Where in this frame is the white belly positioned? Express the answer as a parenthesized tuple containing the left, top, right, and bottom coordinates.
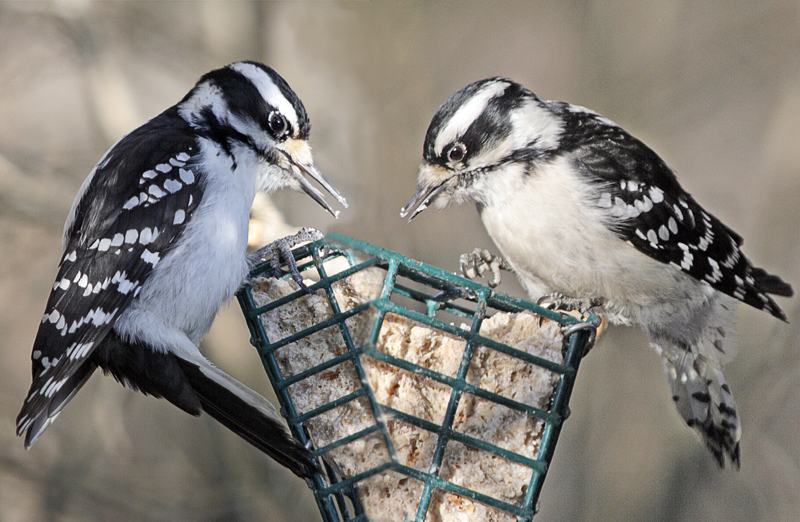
(475, 157, 708, 325)
(116, 142, 257, 350)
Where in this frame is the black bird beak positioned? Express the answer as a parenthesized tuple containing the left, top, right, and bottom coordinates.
(400, 182, 449, 222)
(280, 140, 348, 218)
(400, 163, 455, 221)
(291, 161, 348, 218)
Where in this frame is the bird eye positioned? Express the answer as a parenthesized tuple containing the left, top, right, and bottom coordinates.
(268, 111, 288, 137)
(447, 143, 466, 164)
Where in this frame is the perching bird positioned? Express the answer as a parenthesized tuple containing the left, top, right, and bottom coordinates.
(402, 77, 793, 468)
(17, 61, 348, 478)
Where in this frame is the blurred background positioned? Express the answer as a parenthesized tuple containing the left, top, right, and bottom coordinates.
(1, 1, 798, 521)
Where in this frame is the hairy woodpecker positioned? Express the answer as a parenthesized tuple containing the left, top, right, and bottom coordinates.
(17, 61, 348, 478)
(402, 77, 793, 468)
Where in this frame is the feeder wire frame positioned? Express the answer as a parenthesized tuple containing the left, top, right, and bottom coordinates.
(236, 233, 597, 522)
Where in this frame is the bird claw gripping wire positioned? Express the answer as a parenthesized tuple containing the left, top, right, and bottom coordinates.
(247, 227, 325, 293)
(537, 293, 605, 315)
(561, 320, 599, 358)
(459, 248, 511, 288)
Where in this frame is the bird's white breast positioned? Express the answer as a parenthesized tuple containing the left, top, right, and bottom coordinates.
(476, 156, 707, 324)
(117, 140, 258, 349)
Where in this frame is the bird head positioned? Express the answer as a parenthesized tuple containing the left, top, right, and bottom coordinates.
(402, 78, 562, 220)
(179, 61, 347, 217)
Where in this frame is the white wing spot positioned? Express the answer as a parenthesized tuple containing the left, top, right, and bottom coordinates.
(117, 276, 138, 295)
(155, 163, 171, 173)
(179, 168, 195, 184)
(163, 179, 182, 193)
(123, 196, 139, 210)
(648, 186, 664, 203)
(141, 249, 160, 266)
(658, 225, 669, 241)
(65, 251, 77, 262)
(681, 251, 693, 270)
(176, 152, 190, 162)
(173, 209, 186, 225)
(111, 233, 124, 247)
(32, 350, 41, 360)
(98, 238, 112, 252)
(646, 229, 658, 244)
(89, 239, 100, 249)
(43, 309, 59, 324)
(148, 185, 166, 198)
(143, 169, 158, 179)
(125, 229, 138, 244)
(169, 157, 185, 167)
(668, 217, 678, 234)
(139, 228, 153, 245)
(75, 341, 95, 358)
(78, 274, 89, 288)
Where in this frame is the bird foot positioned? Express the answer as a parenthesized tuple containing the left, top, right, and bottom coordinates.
(459, 248, 511, 288)
(246, 227, 324, 293)
(537, 293, 604, 315)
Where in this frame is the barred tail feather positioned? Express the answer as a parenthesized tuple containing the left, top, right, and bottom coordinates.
(17, 361, 98, 449)
(657, 345, 741, 468)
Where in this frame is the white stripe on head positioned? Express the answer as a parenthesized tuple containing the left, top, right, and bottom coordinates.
(509, 98, 563, 151)
(178, 81, 226, 125)
(433, 80, 511, 156)
(564, 102, 619, 128)
(229, 62, 300, 134)
(461, 97, 563, 171)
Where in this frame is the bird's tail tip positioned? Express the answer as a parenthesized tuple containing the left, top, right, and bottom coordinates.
(175, 356, 320, 479)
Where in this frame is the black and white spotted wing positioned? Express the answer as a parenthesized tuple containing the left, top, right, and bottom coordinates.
(553, 103, 793, 320)
(17, 107, 203, 442)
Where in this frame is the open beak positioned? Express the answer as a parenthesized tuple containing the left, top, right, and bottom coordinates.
(400, 182, 449, 221)
(292, 161, 348, 218)
(400, 163, 455, 222)
(280, 141, 348, 218)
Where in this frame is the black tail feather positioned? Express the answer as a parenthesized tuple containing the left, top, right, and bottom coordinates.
(752, 267, 793, 297)
(95, 332, 318, 478)
(95, 332, 202, 416)
(175, 358, 319, 479)
(17, 360, 98, 449)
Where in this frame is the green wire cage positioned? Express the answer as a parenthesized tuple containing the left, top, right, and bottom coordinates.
(237, 234, 597, 522)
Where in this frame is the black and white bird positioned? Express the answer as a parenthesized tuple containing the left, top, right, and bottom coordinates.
(17, 61, 347, 478)
(402, 77, 793, 468)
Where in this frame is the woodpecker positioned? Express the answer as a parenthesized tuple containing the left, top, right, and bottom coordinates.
(402, 77, 793, 468)
(17, 61, 348, 478)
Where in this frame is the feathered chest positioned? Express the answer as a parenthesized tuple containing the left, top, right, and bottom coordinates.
(476, 157, 680, 309)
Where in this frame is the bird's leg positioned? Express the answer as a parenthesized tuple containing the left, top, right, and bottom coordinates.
(246, 227, 324, 293)
(459, 248, 511, 288)
(537, 293, 605, 314)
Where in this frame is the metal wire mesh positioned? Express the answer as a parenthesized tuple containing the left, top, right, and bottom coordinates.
(237, 233, 597, 522)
